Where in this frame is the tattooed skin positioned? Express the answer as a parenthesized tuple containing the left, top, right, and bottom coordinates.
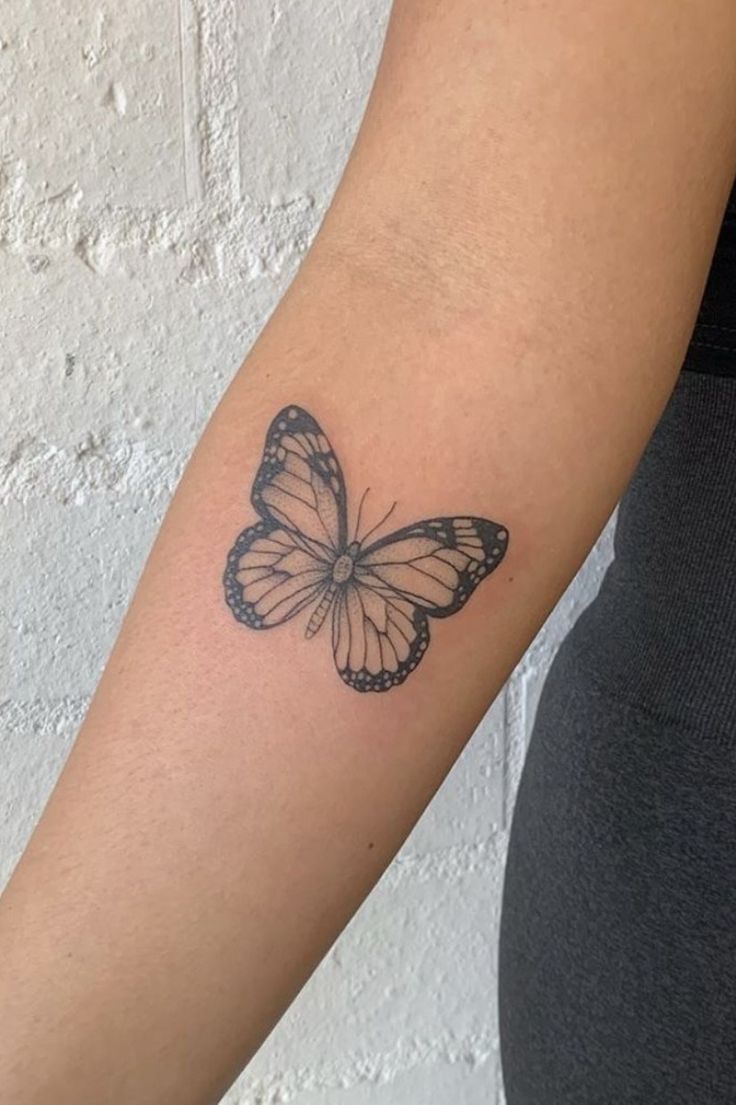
(223, 406, 509, 692)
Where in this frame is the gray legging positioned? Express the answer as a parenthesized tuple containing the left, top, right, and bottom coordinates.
(498, 365, 736, 1103)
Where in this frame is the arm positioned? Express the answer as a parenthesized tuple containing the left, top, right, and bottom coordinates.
(2, 2, 736, 1103)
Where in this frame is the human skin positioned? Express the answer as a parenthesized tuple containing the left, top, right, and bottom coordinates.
(1, 2, 736, 1103)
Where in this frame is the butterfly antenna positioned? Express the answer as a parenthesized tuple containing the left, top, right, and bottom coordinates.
(352, 486, 371, 543)
(359, 500, 397, 546)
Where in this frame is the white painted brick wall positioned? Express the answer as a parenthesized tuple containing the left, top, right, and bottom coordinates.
(0, 4, 614, 1101)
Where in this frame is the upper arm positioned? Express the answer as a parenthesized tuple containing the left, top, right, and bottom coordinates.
(325, 0, 736, 322)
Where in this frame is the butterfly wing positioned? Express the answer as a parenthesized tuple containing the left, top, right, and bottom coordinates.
(332, 584, 430, 692)
(359, 517, 509, 617)
(251, 405, 348, 553)
(332, 517, 508, 691)
(224, 520, 332, 629)
(224, 405, 347, 631)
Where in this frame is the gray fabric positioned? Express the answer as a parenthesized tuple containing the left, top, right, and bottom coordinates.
(498, 370, 736, 1104)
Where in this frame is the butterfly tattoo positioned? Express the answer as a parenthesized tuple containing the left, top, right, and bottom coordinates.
(223, 406, 509, 692)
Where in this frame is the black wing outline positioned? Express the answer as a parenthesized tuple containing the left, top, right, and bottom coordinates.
(331, 516, 509, 691)
(331, 584, 431, 692)
(251, 405, 348, 554)
(358, 516, 508, 616)
(224, 519, 332, 630)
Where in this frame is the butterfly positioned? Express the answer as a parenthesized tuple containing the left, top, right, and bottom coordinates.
(223, 405, 509, 692)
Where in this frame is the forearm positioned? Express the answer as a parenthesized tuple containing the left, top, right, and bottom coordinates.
(2, 2, 736, 1103)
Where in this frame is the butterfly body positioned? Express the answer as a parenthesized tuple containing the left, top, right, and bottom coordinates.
(331, 547, 359, 584)
(305, 580, 338, 638)
(224, 406, 509, 692)
(304, 544, 360, 638)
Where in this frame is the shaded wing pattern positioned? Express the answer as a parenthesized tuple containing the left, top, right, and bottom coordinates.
(251, 405, 347, 552)
(332, 583, 431, 693)
(224, 520, 332, 629)
(332, 517, 508, 691)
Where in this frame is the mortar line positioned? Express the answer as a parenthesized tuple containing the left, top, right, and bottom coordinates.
(177, 0, 203, 205)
